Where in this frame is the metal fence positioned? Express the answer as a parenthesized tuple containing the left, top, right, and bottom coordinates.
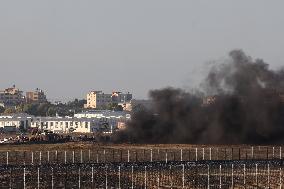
(0, 146, 283, 188)
(0, 160, 283, 188)
(0, 146, 283, 165)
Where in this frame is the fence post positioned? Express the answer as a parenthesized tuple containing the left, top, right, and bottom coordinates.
(104, 149, 106, 163)
(268, 164, 270, 188)
(105, 166, 107, 189)
(255, 164, 258, 186)
(31, 151, 34, 165)
(72, 151, 75, 163)
(23, 167, 26, 189)
(182, 164, 185, 188)
(55, 150, 58, 164)
(243, 164, 246, 186)
(166, 150, 168, 163)
(131, 166, 134, 189)
(91, 166, 94, 187)
(78, 167, 81, 189)
(51, 167, 54, 189)
(64, 151, 67, 164)
(37, 167, 40, 189)
(144, 166, 147, 189)
(273, 147, 275, 159)
(207, 164, 210, 189)
(150, 149, 153, 162)
(231, 164, 234, 188)
(280, 167, 282, 189)
(118, 166, 121, 189)
(195, 148, 198, 161)
(219, 165, 222, 189)
(6, 151, 9, 166)
(128, 150, 130, 163)
(180, 149, 183, 162)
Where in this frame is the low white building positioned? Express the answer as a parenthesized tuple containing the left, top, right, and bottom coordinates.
(0, 113, 33, 132)
(74, 110, 130, 130)
(31, 117, 112, 133)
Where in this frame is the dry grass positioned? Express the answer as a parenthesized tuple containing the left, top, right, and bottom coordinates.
(0, 142, 253, 152)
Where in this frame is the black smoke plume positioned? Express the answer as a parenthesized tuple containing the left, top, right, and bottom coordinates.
(114, 50, 284, 144)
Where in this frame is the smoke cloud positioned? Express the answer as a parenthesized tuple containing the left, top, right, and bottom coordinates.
(114, 50, 284, 144)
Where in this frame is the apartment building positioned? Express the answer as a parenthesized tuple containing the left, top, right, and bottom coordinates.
(84, 91, 132, 109)
(26, 88, 47, 104)
(84, 91, 112, 109)
(0, 85, 24, 106)
(111, 91, 132, 103)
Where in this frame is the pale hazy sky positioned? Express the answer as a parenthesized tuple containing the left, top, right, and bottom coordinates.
(0, 1, 284, 101)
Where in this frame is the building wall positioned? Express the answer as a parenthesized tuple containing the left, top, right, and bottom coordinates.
(85, 91, 112, 109)
(85, 91, 132, 109)
(26, 89, 47, 104)
(0, 118, 31, 131)
(31, 117, 108, 133)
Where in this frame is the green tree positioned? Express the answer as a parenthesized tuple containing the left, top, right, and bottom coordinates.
(106, 103, 123, 111)
(47, 107, 56, 117)
(4, 108, 16, 114)
(0, 106, 5, 114)
(37, 103, 51, 116)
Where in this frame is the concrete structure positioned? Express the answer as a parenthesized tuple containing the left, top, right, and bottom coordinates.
(26, 88, 47, 103)
(31, 117, 112, 133)
(84, 91, 112, 109)
(84, 91, 132, 109)
(0, 85, 24, 106)
(111, 91, 132, 103)
(0, 113, 33, 132)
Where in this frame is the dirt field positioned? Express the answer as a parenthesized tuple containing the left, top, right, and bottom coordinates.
(0, 141, 253, 151)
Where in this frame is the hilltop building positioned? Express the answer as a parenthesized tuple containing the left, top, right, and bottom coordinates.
(0, 85, 24, 106)
(26, 88, 47, 104)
